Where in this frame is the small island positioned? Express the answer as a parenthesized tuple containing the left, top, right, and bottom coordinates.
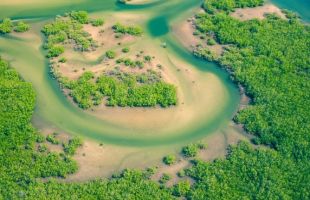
(42, 11, 177, 109)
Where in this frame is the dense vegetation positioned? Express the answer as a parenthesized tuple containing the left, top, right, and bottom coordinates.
(163, 155, 176, 165)
(203, 0, 264, 14)
(186, 0, 310, 199)
(60, 70, 177, 109)
(2, 1, 309, 199)
(42, 11, 98, 57)
(0, 57, 175, 199)
(0, 58, 78, 198)
(0, 18, 30, 34)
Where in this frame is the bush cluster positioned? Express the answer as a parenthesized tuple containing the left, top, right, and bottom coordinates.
(0, 18, 30, 34)
(112, 22, 143, 36)
(42, 11, 100, 57)
(61, 71, 177, 109)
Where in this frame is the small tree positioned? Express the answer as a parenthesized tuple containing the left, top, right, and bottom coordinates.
(0, 18, 13, 34)
(163, 155, 176, 165)
(63, 137, 83, 156)
(122, 47, 130, 53)
(70, 11, 89, 24)
(46, 134, 60, 145)
(159, 173, 171, 184)
(182, 144, 199, 157)
(106, 50, 116, 59)
(47, 45, 65, 58)
(14, 21, 30, 32)
(91, 18, 104, 27)
(144, 55, 152, 62)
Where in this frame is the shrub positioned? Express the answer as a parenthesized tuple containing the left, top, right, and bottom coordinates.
(46, 134, 60, 145)
(47, 45, 65, 58)
(112, 22, 143, 36)
(0, 18, 13, 34)
(63, 137, 83, 156)
(122, 47, 130, 53)
(59, 57, 67, 63)
(159, 173, 171, 184)
(177, 169, 186, 178)
(70, 11, 89, 24)
(207, 38, 216, 45)
(172, 181, 191, 197)
(14, 21, 30, 32)
(91, 18, 104, 26)
(38, 144, 48, 153)
(163, 155, 176, 165)
(106, 50, 116, 59)
(144, 55, 152, 62)
(182, 144, 199, 157)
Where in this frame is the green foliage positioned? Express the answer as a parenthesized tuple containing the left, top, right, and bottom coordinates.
(195, 6, 310, 160)
(177, 169, 186, 178)
(46, 134, 60, 145)
(0, 18, 13, 33)
(116, 57, 144, 68)
(0, 58, 78, 199)
(67, 71, 96, 109)
(172, 180, 191, 197)
(47, 45, 64, 58)
(193, 45, 216, 61)
(69, 11, 89, 24)
(163, 155, 176, 165)
(159, 173, 171, 184)
(38, 144, 48, 153)
(36, 135, 45, 143)
(58, 57, 67, 63)
(203, 0, 264, 14)
(122, 47, 130, 53)
(207, 38, 216, 45)
(62, 71, 177, 109)
(0, 58, 175, 199)
(182, 144, 199, 157)
(112, 22, 143, 36)
(187, 142, 309, 199)
(106, 50, 116, 59)
(63, 137, 82, 156)
(197, 142, 208, 150)
(188, 0, 310, 198)
(14, 21, 30, 32)
(26, 169, 174, 199)
(144, 55, 152, 62)
(0, 19, 30, 34)
(90, 18, 104, 27)
(42, 12, 98, 56)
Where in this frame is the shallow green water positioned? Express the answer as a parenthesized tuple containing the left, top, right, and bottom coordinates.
(270, 0, 310, 22)
(0, 0, 307, 148)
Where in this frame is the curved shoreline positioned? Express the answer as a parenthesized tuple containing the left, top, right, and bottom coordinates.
(0, 0, 241, 148)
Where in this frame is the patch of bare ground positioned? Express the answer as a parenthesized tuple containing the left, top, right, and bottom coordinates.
(151, 159, 193, 187)
(172, 15, 225, 58)
(35, 127, 71, 154)
(150, 122, 250, 186)
(51, 14, 150, 80)
(231, 3, 286, 21)
(34, 119, 250, 182)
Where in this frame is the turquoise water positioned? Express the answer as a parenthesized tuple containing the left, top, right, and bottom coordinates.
(271, 0, 310, 22)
